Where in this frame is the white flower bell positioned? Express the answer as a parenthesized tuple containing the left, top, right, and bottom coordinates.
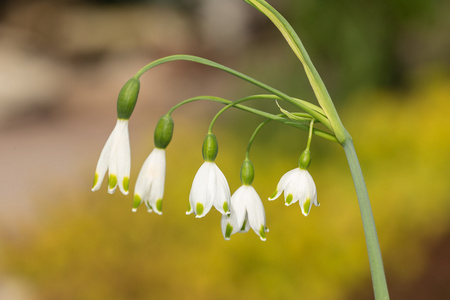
(132, 114, 173, 213)
(133, 148, 166, 214)
(221, 159, 268, 241)
(92, 119, 131, 195)
(187, 161, 231, 218)
(91, 77, 140, 195)
(269, 149, 319, 216)
(187, 133, 231, 218)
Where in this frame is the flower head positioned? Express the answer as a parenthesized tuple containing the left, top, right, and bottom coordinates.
(133, 148, 166, 214)
(187, 162, 231, 218)
(269, 168, 319, 216)
(92, 119, 131, 195)
(221, 185, 268, 241)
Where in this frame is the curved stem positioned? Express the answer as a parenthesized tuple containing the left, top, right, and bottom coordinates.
(208, 95, 294, 133)
(343, 138, 390, 300)
(246, 118, 272, 159)
(167, 95, 337, 142)
(134, 55, 332, 131)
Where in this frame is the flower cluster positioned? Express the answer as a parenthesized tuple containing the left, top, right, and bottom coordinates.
(92, 76, 321, 241)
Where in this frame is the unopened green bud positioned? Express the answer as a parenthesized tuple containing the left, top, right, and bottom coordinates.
(298, 149, 311, 170)
(240, 159, 254, 185)
(202, 133, 218, 162)
(154, 114, 174, 149)
(117, 77, 140, 119)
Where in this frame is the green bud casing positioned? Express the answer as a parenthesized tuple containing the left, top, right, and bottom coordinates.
(117, 78, 140, 119)
(298, 149, 311, 170)
(240, 159, 255, 185)
(154, 115, 174, 149)
(202, 133, 218, 162)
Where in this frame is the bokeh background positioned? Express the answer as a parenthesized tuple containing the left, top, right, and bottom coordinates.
(1, 0, 449, 299)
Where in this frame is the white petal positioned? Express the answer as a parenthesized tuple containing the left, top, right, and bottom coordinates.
(221, 211, 240, 240)
(244, 186, 267, 240)
(134, 148, 166, 213)
(298, 170, 318, 216)
(268, 168, 298, 201)
(114, 120, 131, 194)
(92, 121, 119, 191)
(285, 169, 308, 205)
(107, 120, 130, 195)
(230, 186, 250, 229)
(212, 164, 231, 215)
(189, 162, 215, 218)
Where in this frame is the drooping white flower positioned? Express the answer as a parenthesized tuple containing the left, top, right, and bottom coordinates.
(221, 185, 268, 241)
(269, 168, 319, 216)
(133, 148, 166, 214)
(92, 119, 131, 195)
(187, 162, 231, 218)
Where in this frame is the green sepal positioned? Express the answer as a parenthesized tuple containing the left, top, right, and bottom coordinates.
(117, 77, 140, 119)
(154, 114, 174, 149)
(240, 159, 255, 185)
(202, 133, 218, 162)
(298, 149, 311, 170)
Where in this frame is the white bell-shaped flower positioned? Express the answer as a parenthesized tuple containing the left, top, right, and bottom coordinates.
(92, 119, 131, 195)
(269, 168, 319, 216)
(187, 162, 231, 218)
(221, 185, 268, 241)
(133, 148, 166, 214)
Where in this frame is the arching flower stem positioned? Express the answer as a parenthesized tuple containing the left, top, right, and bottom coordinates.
(134, 55, 331, 130)
(166, 95, 337, 143)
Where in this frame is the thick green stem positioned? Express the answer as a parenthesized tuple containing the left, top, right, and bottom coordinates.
(245, 0, 347, 143)
(343, 137, 390, 300)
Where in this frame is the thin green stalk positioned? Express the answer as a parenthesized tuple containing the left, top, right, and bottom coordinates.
(246, 118, 272, 158)
(343, 138, 390, 300)
(305, 119, 314, 150)
(134, 55, 332, 131)
(166, 95, 337, 142)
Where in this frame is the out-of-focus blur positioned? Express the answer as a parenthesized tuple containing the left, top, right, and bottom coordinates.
(1, 0, 449, 299)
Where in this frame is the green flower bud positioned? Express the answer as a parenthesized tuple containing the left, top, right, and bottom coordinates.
(240, 159, 255, 185)
(202, 133, 218, 162)
(154, 114, 174, 149)
(117, 78, 140, 119)
(298, 149, 311, 170)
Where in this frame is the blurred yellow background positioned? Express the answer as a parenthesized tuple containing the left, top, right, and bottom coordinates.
(0, 0, 449, 299)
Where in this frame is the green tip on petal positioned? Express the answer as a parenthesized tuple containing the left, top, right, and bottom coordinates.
(196, 203, 204, 216)
(259, 225, 267, 241)
(156, 199, 163, 213)
(132, 194, 142, 211)
(92, 173, 99, 189)
(303, 198, 311, 216)
(223, 202, 230, 215)
(123, 177, 129, 193)
(225, 223, 233, 239)
(286, 194, 293, 205)
(108, 174, 118, 190)
(240, 220, 247, 232)
(269, 190, 278, 199)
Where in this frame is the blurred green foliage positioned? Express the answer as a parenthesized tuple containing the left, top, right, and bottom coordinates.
(2, 70, 450, 299)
